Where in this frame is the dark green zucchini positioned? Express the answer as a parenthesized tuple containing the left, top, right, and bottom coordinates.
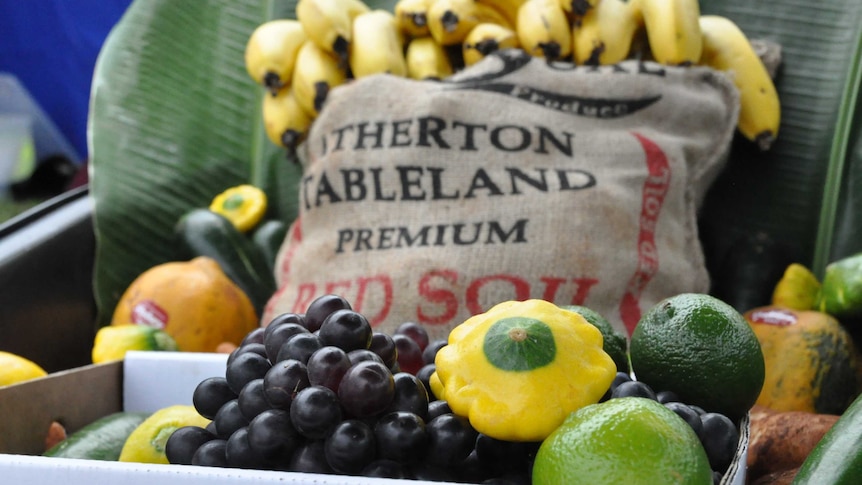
(251, 219, 288, 273)
(174, 208, 276, 316)
(44, 412, 150, 460)
(792, 393, 862, 484)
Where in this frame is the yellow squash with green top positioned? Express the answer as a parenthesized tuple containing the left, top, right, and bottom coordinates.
(431, 299, 617, 442)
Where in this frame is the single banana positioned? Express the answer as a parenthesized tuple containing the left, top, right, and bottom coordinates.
(406, 36, 455, 80)
(262, 86, 313, 150)
(637, 0, 702, 65)
(559, 0, 599, 16)
(244, 20, 308, 94)
(292, 40, 348, 117)
(572, 0, 641, 65)
(349, 10, 409, 79)
(517, 0, 572, 60)
(295, 0, 370, 62)
(477, 0, 528, 27)
(394, 0, 435, 38)
(699, 15, 781, 150)
(427, 0, 513, 46)
(463, 22, 521, 66)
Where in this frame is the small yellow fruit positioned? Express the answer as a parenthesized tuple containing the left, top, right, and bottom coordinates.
(110, 256, 259, 353)
(118, 405, 210, 464)
(0, 351, 47, 387)
(92, 324, 179, 364)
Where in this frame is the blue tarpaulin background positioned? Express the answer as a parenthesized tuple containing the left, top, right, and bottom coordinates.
(0, 1, 132, 163)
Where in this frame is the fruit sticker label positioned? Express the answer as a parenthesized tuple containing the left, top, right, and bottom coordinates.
(131, 300, 169, 329)
(749, 308, 798, 326)
(264, 51, 740, 340)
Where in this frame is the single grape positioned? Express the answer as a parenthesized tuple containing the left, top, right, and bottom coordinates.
(416, 364, 436, 400)
(240, 327, 265, 346)
(347, 348, 385, 366)
(227, 342, 269, 367)
(307, 346, 351, 392)
(225, 426, 270, 470)
(690, 404, 708, 415)
(165, 425, 216, 465)
(664, 401, 704, 436)
(362, 459, 407, 479)
(611, 380, 657, 400)
(374, 411, 428, 464)
(263, 358, 310, 410)
(425, 413, 478, 468)
(263, 322, 310, 362)
(225, 351, 272, 394)
(456, 450, 492, 484)
(192, 376, 237, 420)
(290, 385, 343, 439)
(191, 438, 228, 467)
(656, 389, 681, 404)
(393, 334, 424, 375)
(247, 408, 301, 460)
(601, 371, 633, 401)
(237, 378, 271, 421)
(289, 439, 334, 474)
(338, 360, 396, 418)
(304, 294, 352, 333)
(369, 332, 398, 369)
(475, 434, 536, 474)
(212, 399, 249, 439)
(319, 309, 373, 352)
(275, 332, 324, 364)
(422, 339, 448, 365)
(324, 419, 377, 474)
(395, 321, 430, 351)
(427, 400, 452, 421)
(385, 372, 430, 420)
(698, 412, 739, 473)
(264, 312, 307, 339)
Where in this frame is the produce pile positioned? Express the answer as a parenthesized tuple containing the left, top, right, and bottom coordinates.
(7, 1, 862, 484)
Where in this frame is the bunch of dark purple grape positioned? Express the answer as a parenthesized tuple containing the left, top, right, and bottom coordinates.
(165, 294, 535, 483)
(603, 373, 740, 485)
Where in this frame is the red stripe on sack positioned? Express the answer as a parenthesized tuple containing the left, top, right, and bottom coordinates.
(620, 133, 671, 335)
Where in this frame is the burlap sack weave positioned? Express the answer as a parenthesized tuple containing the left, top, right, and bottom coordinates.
(263, 49, 740, 340)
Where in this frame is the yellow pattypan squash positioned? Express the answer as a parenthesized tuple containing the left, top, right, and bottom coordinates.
(209, 184, 267, 233)
(432, 299, 616, 442)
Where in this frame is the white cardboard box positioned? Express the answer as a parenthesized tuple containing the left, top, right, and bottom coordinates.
(0, 351, 748, 484)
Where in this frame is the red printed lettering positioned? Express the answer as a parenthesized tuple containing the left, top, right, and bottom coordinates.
(355, 275, 394, 325)
(417, 270, 460, 325)
(620, 132, 670, 335)
(293, 283, 318, 314)
(570, 277, 599, 305)
(540, 276, 567, 301)
(466, 274, 530, 315)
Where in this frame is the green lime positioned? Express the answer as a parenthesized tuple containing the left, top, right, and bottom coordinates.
(629, 293, 765, 423)
(563, 304, 629, 373)
(532, 397, 712, 485)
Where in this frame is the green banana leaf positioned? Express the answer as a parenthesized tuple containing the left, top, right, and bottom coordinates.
(697, 0, 862, 311)
(89, 0, 862, 327)
(89, 0, 396, 326)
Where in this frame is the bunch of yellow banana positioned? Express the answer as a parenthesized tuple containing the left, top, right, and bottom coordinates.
(697, 15, 781, 150)
(245, 0, 411, 150)
(245, 0, 781, 152)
